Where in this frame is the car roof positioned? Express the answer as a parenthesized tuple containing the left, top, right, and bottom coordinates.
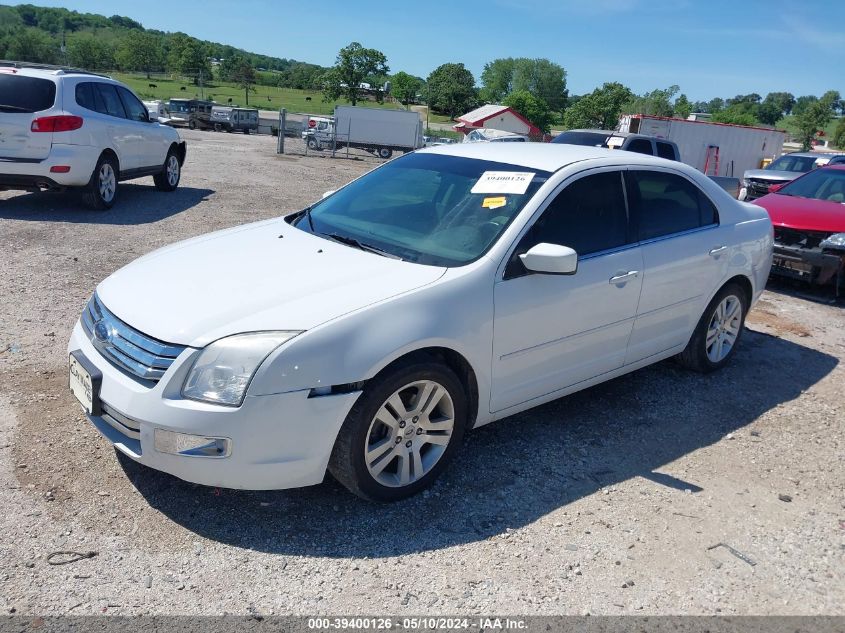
(1, 61, 110, 80)
(784, 151, 845, 158)
(418, 141, 670, 172)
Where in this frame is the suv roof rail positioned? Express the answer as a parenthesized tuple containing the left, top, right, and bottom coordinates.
(0, 60, 110, 78)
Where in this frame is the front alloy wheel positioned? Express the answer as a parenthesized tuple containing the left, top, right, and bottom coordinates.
(329, 360, 467, 501)
(154, 151, 181, 192)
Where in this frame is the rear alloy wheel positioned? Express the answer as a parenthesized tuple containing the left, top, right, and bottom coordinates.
(82, 155, 118, 210)
(677, 282, 748, 372)
(153, 150, 181, 192)
(329, 361, 466, 501)
(306, 137, 320, 151)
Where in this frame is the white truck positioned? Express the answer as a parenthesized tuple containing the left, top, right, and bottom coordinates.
(617, 114, 786, 179)
(302, 106, 423, 159)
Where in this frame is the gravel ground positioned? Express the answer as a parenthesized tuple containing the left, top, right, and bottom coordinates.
(0, 130, 843, 616)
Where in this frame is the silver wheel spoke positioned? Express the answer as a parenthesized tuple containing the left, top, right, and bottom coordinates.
(421, 384, 445, 416)
(421, 433, 450, 446)
(366, 437, 394, 464)
(411, 448, 424, 479)
(706, 328, 719, 347)
(374, 405, 400, 431)
(387, 393, 410, 419)
(397, 452, 411, 485)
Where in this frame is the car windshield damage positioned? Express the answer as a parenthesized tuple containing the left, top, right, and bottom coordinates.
(293, 153, 550, 266)
(779, 169, 845, 203)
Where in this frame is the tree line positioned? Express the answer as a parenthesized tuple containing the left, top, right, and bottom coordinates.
(1, 4, 842, 148)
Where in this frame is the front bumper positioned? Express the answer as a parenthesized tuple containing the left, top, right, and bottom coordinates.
(0, 144, 101, 189)
(68, 322, 361, 490)
(771, 243, 844, 289)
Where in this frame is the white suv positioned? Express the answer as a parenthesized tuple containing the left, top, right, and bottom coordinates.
(0, 62, 186, 210)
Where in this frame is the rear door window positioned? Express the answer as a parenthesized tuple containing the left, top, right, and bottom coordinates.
(656, 142, 677, 160)
(626, 170, 718, 240)
(626, 139, 654, 155)
(117, 86, 148, 122)
(94, 83, 127, 119)
(0, 74, 56, 113)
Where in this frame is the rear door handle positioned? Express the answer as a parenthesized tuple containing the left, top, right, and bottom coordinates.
(709, 246, 728, 257)
(609, 270, 639, 285)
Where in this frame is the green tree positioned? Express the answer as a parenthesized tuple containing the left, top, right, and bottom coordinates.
(321, 42, 389, 106)
(621, 85, 679, 117)
(792, 95, 818, 117)
(426, 63, 477, 119)
(832, 117, 845, 150)
(230, 57, 257, 106)
(115, 32, 163, 78)
(710, 107, 758, 126)
(795, 91, 839, 150)
(7, 27, 57, 63)
(503, 89, 554, 134)
(167, 34, 211, 85)
(562, 82, 634, 130)
(764, 92, 795, 116)
(67, 34, 113, 70)
(674, 93, 692, 119)
(480, 57, 567, 111)
(391, 71, 423, 108)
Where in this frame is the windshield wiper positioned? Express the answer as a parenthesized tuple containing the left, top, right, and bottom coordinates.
(324, 232, 403, 260)
(301, 205, 315, 232)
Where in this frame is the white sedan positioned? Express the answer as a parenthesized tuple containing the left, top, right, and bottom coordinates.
(67, 143, 773, 501)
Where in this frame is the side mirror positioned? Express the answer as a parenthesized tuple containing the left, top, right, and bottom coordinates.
(322, 190, 336, 199)
(768, 183, 785, 193)
(519, 243, 578, 275)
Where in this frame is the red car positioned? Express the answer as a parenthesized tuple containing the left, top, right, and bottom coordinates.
(752, 164, 845, 293)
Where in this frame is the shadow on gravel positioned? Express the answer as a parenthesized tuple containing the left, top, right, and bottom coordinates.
(0, 184, 213, 224)
(120, 328, 838, 557)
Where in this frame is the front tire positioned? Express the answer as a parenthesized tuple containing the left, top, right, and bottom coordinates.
(677, 282, 748, 372)
(81, 154, 118, 210)
(328, 361, 467, 502)
(153, 150, 181, 192)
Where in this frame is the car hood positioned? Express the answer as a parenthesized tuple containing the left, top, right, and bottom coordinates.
(753, 194, 845, 233)
(743, 169, 801, 182)
(96, 218, 447, 347)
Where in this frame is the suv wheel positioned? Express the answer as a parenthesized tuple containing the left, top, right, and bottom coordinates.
(82, 155, 118, 210)
(153, 150, 181, 192)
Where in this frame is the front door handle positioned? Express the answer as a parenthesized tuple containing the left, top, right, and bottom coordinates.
(609, 270, 639, 285)
(709, 246, 728, 257)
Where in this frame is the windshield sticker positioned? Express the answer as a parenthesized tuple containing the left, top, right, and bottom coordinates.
(471, 171, 536, 195)
(606, 136, 624, 148)
(482, 196, 507, 210)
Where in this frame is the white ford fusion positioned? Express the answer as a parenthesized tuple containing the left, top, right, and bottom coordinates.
(68, 143, 773, 501)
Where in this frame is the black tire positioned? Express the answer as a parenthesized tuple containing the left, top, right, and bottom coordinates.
(153, 149, 181, 192)
(677, 282, 748, 372)
(378, 148, 393, 159)
(328, 360, 467, 502)
(81, 153, 118, 211)
(213, 123, 222, 132)
(306, 137, 320, 151)
(188, 120, 196, 130)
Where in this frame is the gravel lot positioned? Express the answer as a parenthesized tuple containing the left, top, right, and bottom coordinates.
(0, 130, 843, 616)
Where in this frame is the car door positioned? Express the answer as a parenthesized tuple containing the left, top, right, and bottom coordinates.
(89, 83, 139, 171)
(116, 86, 161, 169)
(490, 169, 643, 413)
(624, 168, 727, 364)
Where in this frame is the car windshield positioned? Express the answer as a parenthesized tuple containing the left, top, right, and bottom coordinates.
(170, 101, 190, 113)
(552, 131, 617, 147)
(296, 153, 550, 266)
(767, 155, 825, 173)
(779, 169, 845, 203)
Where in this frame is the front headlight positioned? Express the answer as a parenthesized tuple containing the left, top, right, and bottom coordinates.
(182, 331, 301, 407)
(820, 233, 845, 252)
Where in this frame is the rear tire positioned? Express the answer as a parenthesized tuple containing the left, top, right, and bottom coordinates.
(153, 149, 181, 192)
(82, 154, 118, 210)
(677, 282, 748, 372)
(378, 148, 393, 159)
(328, 360, 467, 502)
(188, 120, 196, 130)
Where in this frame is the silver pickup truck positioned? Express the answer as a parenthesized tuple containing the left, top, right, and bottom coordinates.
(552, 129, 741, 197)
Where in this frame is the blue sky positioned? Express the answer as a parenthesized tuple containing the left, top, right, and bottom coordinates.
(23, 0, 845, 100)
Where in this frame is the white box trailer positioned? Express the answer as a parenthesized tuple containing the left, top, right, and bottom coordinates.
(332, 105, 423, 158)
(618, 114, 786, 178)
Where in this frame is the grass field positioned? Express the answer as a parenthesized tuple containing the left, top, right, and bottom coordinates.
(776, 114, 841, 142)
(114, 73, 408, 115)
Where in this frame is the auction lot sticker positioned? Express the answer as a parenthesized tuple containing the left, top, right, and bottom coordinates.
(472, 171, 536, 195)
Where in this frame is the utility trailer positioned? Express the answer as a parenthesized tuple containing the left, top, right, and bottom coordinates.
(303, 106, 423, 159)
(618, 114, 786, 179)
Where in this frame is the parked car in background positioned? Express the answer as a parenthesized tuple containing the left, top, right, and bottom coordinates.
(554, 129, 740, 198)
(741, 152, 845, 201)
(423, 135, 456, 147)
(211, 106, 259, 134)
(302, 106, 423, 158)
(0, 62, 186, 210)
(168, 98, 213, 130)
(752, 164, 845, 293)
(463, 128, 529, 143)
(68, 143, 772, 501)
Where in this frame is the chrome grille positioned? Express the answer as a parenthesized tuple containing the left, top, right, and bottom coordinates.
(81, 294, 186, 382)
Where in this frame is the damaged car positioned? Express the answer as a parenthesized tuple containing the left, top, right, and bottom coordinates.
(753, 164, 845, 294)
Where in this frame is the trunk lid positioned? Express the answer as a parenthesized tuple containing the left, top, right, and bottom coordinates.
(0, 72, 56, 161)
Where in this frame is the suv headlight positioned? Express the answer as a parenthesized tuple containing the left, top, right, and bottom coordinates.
(182, 331, 301, 407)
(820, 233, 845, 252)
